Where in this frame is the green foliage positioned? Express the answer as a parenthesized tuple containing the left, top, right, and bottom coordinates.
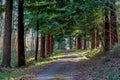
(24, 0, 106, 37)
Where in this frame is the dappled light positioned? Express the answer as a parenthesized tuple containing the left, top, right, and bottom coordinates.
(0, 0, 120, 80)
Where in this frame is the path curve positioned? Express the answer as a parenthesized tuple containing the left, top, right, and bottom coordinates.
(35, 50, 82, 80)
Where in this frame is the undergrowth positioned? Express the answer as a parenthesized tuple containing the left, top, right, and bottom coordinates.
(0, 50, 65, 80)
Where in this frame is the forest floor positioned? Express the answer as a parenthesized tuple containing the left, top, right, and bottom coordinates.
(24, 47, 120, 80)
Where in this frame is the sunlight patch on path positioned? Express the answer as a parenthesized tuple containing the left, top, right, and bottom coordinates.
(35, 74, 73, 80)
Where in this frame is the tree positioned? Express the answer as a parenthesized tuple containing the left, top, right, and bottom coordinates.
(46, 35, 51, 56)
(84, 32, 87, 49)
(104, 15, 110, 51)
(50, 35, 54, 54)
(96, 29, 100, 47)
(18, 0, 26, 67)
(35, 18, 39, 61)
(40, 34, 46, 58)
(91, 30, 95, 49)
(77, 36, 82, 49)
(104, 1, 110, 51)
(1, 0, 13, 67)
(110, 0, 118, 46)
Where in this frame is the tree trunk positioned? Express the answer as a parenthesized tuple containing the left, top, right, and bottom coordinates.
(77, 36, 82, 49)
(50, 35, 54, 54)
(84, 32, 87, 49)
(104, 15, 110, 51)
(96, 29, 100, 47)
(46, 35, 51, 56)
(40, 34, 46, 58)
(18, 0, 26, 67)
(110, 2, 118, 46)
(91, 30, 95, 49)
(35, 19, 39, 61)
(1, 0, 13, 67)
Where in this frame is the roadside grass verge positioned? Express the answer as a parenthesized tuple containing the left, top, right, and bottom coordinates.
(75, 47, 103, 59)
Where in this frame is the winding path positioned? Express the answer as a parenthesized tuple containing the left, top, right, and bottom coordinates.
(35, 50, 82, 80)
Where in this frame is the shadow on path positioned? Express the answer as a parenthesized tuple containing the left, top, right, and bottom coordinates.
(35, 50, 82, 80)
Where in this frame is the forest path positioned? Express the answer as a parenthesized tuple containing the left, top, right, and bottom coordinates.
(35, 50, 82, 80)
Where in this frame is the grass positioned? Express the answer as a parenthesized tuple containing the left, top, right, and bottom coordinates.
(74, 44, 120, 80)
(75, 47, 103, 59)
(52, 75, 67, 80)
(0, 50, 65, 80)
(0, 70, 27, 80)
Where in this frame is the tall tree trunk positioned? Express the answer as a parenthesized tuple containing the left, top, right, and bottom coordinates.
(18, 0, 26, 67)
(40, 34, 46, 58)
(104, 15, 110, 51)
(46, 35, 51, 56)
(77, 36, 82, 49)
(35, 19, 39, 61)
(50, 35, 54, 54)
(84, 32, 87, 49)
(91, 30, 95, 49)
(75, 38, 77, 48)
(110, 1, 118, 46)
(96, 29, 100, 47)
(1, 0, 13, 67)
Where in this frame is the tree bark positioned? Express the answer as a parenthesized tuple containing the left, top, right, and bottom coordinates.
(35, 19, 39, 61)
(84, 32, 87, 49)
(96, 29, 100, 47)
(77, 36, 82, 49)
(50, 35, 54, 54)
(104, 15, 110, 51)
(18, 0, 26, 67)
(40, 34, 46, 58)
(91, 30, 95, 49)
(46, 35, 51, 55)
(1, 0, 13, 67)
(110, 2, 118, 46)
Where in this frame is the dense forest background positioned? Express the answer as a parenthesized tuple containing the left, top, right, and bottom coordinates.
(0, 0, 120, 69)
(0, 0, 120, 79)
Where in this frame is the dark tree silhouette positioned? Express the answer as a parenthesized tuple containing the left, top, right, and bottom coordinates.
(1, 0, 13, 67)
(104, 15, 110, 51)
(41, 34, 46, 58)
(18, 0, 26, 67)
(46, 35, 51, 55)
(35, 19, 39, 61)
(91, 30, 95, 49)
(110, 0, 118, 46)
(77, 36, 82, 49)
(84, 32, 87, 49)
